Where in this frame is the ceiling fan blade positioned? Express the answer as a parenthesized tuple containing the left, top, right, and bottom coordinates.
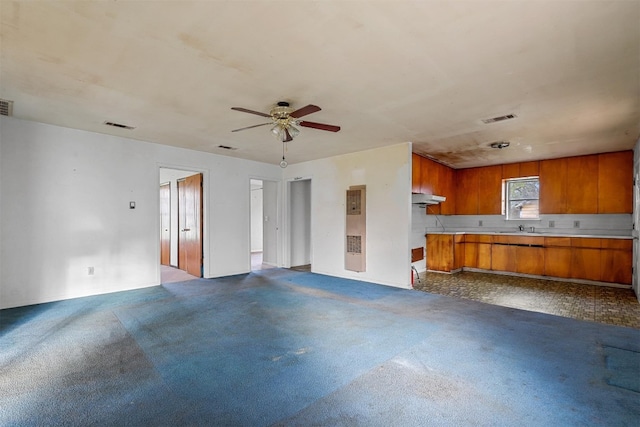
(299, 121, 341, 132)
(231, 122, 272, 132)
(231, 107, 272, 118)
(284, 128, 294, 142)
(290, 104, 321, 118)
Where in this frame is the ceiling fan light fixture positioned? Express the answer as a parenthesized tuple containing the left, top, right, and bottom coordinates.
(287, 124, 300, 139)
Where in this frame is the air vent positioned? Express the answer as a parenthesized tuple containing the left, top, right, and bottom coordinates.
(104, 121, 135, 130)
(0, 99, 14, 116)
(217, 145, 238, 150)
(482, 114, 517, 124)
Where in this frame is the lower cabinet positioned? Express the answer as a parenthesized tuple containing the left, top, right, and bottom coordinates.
(544, 247, 572, 278)
(516, 246, 545, 275)
(426, 233, 631, 285)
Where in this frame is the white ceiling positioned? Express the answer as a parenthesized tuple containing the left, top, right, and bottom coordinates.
(1, 1, 639, 168)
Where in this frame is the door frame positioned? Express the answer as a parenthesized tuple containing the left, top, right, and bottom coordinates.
(249, 176, 281, 270)
(158, 164, 209, 279)
(284, 176, 313, 269)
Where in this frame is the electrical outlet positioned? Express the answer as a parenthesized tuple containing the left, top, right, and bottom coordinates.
(549, 220, 555, 228)
(573, 220, 580, 228)
(88, 267, 94, 275)
(478, 220, 483, 227)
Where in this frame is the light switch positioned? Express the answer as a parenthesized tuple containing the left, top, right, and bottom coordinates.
(130, 201, 136, 209)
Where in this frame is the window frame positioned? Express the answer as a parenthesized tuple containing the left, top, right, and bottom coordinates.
(502, 176, 540, 220)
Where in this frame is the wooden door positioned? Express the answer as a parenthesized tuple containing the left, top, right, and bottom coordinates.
(178, 173, 203, 277)
(160, 183, 171, 266)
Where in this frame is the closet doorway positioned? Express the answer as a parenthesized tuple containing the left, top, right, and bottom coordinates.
(160, 168, 203, 283)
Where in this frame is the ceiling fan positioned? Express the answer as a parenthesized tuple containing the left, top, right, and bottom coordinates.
(231, 101, 341, 142)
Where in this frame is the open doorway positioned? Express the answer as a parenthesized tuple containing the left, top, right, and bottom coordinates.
(160, 167, 203, 283)
(250, 179, 278, 271)
(289, 179, 311, 272)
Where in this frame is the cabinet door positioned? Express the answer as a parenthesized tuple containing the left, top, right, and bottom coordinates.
(516, 246, 545, 275)
(571, 248, 601, 281)
(477, 243, 492, 270)
(412, 153, 422, 193)
(491, 244, 516, 272)
(598, 151, 633, 213)
(600, 249, 632, 284)
(566, 155, 598, 214)
(456, 168, 479, 214)
(464, 242, 478, 268)
(539, 158, 568, 214)
(519, 161, 539, 177)
(440, 166, 456, 215)
(420, 156, 435, 196)
(454, 242, 465, 270)
(502, 163, 520, 179)
(427, 234, 454, 272)
(477, 165, 502, 215)
(544, 247, 572, 278)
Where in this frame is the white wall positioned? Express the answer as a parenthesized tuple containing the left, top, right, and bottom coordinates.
(290, 179, 311, 267)
(283, 143, 412, 289)
(0, 117, 281, 309)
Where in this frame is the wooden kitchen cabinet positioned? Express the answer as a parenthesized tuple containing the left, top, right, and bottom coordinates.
(516, 246, 545, 275)
(544, 237, 572, 278)
(464, 242, 478, 268)
(426, 234, 454, 272)
(539, 157, 568, 214)
(502, 161, 540, 179)
(412, 153, 422, 193)
(463, 235, 492, 269)
(600, 239, 633, 284)
(454, 235, 465, 269)
(570, 237, 602, 281)
(455, 168, 479, 215)
(598, 151, 633, 214)
(491, 244, 516, 271)
(544, 247, 572, 278)
(477, 165, 502, 215)
(519, 161, 539, 177)
(566, 155, 598, 214)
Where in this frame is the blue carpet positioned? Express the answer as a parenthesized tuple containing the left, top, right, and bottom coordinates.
(1, 269, 639, 426)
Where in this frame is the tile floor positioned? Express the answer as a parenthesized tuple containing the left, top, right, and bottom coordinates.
(412, 271, 640, 329)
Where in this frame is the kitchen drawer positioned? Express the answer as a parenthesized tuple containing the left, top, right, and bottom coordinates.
(570, 238, 601, 248)
(600, 238, 632, 250)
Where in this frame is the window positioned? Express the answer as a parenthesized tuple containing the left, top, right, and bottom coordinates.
(503, 177, 539, 220)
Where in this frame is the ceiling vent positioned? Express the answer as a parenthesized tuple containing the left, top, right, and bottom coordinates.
(104, 121, 135, 130)
(0, 99, 14, 116)
(218, 145, 238, 150)
(482, 114, 517, 124)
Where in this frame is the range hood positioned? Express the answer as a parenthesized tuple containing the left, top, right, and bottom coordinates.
(412, 193, 446, 205)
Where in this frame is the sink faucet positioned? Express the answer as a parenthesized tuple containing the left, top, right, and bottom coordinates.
(529, 226, 535, 233)
(518, 224, 525, 232)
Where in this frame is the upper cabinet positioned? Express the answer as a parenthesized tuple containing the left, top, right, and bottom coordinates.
(411, 153, 422, 193)
(413, 155, 456, 214)
(413, 150, 632, 216)
(539, 158, 568, 214)
(540, 151, 632, 214)
(598, 151, 633, 213)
